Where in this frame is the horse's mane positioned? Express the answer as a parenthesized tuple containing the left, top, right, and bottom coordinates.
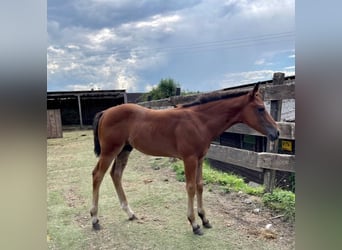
(180, 89, 249, 108)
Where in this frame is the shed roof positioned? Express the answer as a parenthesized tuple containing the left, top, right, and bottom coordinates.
(47, 89, 126, 99)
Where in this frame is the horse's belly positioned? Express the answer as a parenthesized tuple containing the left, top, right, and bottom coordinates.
(129, 137, 178, 158)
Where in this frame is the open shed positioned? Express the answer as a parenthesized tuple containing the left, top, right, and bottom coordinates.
(47, 90, 127, 128)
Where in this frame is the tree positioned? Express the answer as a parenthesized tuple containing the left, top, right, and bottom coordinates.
(143, 78, 180, 101)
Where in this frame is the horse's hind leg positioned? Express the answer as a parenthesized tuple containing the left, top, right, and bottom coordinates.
(110, 145, 137, 220)
(90, 154, 115, 230)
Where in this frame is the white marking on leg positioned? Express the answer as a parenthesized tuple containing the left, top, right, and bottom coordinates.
(92, 216, 98, 225)
(121, 202, 135, 218)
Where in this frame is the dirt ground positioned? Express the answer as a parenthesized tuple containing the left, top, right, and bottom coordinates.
(47, 130, 295, 249)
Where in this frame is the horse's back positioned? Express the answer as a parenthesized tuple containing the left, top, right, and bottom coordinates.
(101, 103, 145, 123)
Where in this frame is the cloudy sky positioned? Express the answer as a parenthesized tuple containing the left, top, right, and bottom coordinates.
(47, 0, 295, 93)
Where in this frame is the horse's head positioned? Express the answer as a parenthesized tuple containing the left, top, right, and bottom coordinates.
(240, 83, 279, 141)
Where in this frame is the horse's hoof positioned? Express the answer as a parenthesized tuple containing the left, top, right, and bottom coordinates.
(92, 221, 101, 230)
(193, 225, 203, 235)
(129, 214, 138, 221)
(203, 221, 212, 229)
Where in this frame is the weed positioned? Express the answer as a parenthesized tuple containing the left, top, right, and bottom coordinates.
(262, 189, 295, 221)
(171, 162, 186, 182)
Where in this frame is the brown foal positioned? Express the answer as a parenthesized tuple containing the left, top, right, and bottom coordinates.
(90, 83, 279, 235)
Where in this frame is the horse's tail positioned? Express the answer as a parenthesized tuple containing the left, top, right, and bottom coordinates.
(93, 111, 104, 157)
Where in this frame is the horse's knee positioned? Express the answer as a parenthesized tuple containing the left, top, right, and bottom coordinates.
(92, 163, 99, 177)
(196, 181, 203, 193)
(92, 170, 103, 182)
(186, 183, 196, 195)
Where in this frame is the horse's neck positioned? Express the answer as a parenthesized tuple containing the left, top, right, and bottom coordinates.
(190, 95, 247, 138)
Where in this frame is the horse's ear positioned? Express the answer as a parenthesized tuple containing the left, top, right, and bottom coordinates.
(253, 82, 260, 95)
(249, 82, 260, 100)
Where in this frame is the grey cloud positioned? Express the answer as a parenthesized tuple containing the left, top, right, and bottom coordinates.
(48, 0, 201, 29)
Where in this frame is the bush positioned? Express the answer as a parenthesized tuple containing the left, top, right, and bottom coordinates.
(143, 78, 180, 101)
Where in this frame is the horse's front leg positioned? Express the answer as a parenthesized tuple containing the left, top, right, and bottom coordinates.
(196, 160, 212, 229)
(184, 157, 203, 235)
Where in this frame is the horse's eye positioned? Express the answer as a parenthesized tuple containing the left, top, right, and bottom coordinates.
(257, 107, 265, 112)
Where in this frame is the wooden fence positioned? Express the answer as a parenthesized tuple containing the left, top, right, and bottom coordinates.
(138, 72, 295, 192)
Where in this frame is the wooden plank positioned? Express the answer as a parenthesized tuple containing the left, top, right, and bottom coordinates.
(206, 144, 261, 172)
(47, 109, 62, 138)
(262, 83, 295, 101)
(171, 95, 198, 105)
(206, 144, 295, 173)
(225, 123, 263, 136)
(226, 122, 295, 140)
(257, 153, 295, 172)
(139, 94, 198, 108)
(278, 122, 295, 140)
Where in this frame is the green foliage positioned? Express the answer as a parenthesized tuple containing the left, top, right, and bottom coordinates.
(262, 189, 295, 221)
(143, 78, 180, 101)
(171, 162, 185, 182)
(202, 161, 265, 195)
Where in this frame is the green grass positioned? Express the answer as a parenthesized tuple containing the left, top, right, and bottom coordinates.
(171, 160, 295, 221)
(47, 190, 86, 249)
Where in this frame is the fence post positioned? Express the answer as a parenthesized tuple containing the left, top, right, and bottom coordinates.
(263, 72, 284, 192)
(77, 94, 83, 129)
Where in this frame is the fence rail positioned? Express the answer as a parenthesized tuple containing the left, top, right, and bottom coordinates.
(226, 122, 295, 140)
(138, 73, 295, 192)
(207, 144, 295, 173)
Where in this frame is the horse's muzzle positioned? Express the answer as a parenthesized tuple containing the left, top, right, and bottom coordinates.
(268, 130, 280, 141)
